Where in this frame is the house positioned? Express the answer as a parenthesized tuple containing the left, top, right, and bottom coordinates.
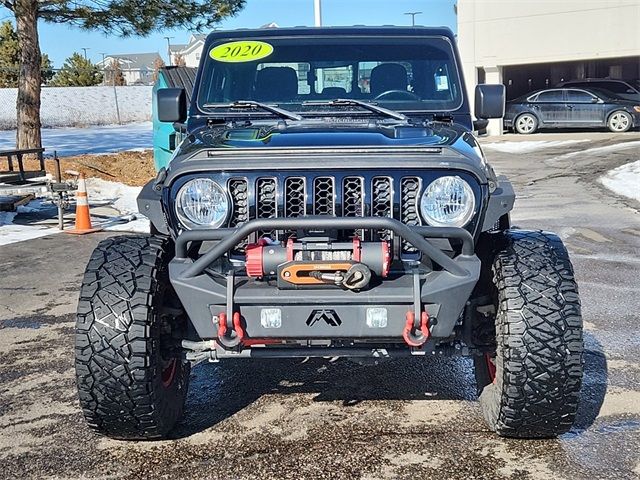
(97, 53, 163, 85)
(170, 34, 207, 68)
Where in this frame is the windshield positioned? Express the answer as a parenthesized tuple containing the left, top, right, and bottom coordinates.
(197, 36, 463, 115)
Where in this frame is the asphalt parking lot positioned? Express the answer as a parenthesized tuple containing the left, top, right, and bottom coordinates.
(1, 131, 639, 479)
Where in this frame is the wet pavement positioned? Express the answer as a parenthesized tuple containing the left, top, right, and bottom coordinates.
(0, 131, 639, 479)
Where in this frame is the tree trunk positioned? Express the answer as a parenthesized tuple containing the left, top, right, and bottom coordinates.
(15, 0, 42, 149)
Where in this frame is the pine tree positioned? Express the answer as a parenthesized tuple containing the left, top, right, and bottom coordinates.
(0, 20, 53, 88)
(50, 53, 103, 87)
(2, 0, 245, 149)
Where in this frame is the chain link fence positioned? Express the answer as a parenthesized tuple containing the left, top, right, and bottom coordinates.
(0, 68, 154, 129)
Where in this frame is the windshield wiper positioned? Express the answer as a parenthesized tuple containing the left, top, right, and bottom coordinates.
(303, 98, 408, 122)
(202, 100, 303, 121)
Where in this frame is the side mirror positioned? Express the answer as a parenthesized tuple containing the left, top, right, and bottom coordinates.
(157, 88, 187, 123)
(475, 84, 505, 119)
(473, 118, 489, 132)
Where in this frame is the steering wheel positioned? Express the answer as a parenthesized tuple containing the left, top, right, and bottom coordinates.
(374, 90, 421, 101)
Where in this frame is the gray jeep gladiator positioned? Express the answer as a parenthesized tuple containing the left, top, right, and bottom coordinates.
(75, 26, 583, 440)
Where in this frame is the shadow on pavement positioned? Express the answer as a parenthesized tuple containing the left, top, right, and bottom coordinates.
(172, 329, 608, 439)
(572, 330, 608, 433)
(172, 354, 477, 439)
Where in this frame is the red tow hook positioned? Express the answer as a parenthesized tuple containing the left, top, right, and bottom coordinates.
(403, 311, 430, 347)
(217, 312, 279, 347)
(216, 312, 242, 348)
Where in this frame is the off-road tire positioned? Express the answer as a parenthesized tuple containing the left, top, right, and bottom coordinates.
(475, 230, 583, 438)
(75, 235, 190, 440)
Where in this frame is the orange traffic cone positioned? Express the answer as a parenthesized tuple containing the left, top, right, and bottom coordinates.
(65, 173, 102, 234)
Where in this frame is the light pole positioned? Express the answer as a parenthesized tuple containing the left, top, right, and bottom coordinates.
(164, 36, 174, 66)
(404, 11, 422, 26)
(313, 0, 323, 92)
(314, 0, 322, 26)
(81, 47, 90, 60)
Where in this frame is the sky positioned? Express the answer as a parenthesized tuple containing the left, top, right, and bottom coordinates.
(25, 0, 457, 67)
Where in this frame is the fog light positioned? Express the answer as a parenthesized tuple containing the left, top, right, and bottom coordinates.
(260, 308, 282, 328)
(366, 307, 388, 328)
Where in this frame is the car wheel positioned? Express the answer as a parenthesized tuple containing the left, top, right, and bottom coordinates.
(514, 114, 538, 134)
(607, 110, 632, 133)
(474, 230, 583, 438)
(75, 235, 190, 440)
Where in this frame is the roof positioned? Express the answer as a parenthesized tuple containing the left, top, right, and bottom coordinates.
(171, 34, 208, 56)
(204, 25, 456, 41)
(104, 52, 162, 69)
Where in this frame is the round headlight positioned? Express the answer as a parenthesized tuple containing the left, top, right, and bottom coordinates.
(420, 176, 475, 227)
(176, 178, 229, 229)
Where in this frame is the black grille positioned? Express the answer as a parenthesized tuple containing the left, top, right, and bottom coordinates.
(313, 177, 335, 216)
(400, 177, 421, 254)
(342, 177, 364, 217)
(343, 177, 364, 238)
(256, 178, 277, 239)
(228, 178, 249, 254)
(285, 177, 305, 217)
(371, 177, 392, 240)
(226, 174, 431, 257)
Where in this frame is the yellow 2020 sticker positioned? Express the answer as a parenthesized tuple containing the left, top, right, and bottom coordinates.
(210, 41, 274, 63)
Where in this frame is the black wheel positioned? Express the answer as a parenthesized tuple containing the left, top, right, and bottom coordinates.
(607, 110, 632, 133)
(75, 235, 190, 439)
(474, 230, 583, 438)
(514, 113, 538, 134)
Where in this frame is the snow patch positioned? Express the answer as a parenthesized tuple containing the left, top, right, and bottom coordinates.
(0, 122, 152, 157)
(0, 201, 59, 246)
(482, 139, 590, 154)
(600, 160, 640, 202)
(0, 178, 149, 245)
(86, 177, 150, 233)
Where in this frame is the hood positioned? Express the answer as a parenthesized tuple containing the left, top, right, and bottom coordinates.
(172, 120, 488, 175)
(190, 121, 469, 149)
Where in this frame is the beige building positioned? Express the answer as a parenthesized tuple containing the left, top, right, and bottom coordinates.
(457, 0, 640, 134)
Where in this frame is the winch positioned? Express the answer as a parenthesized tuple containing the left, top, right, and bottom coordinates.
(245, 237, 391, 289)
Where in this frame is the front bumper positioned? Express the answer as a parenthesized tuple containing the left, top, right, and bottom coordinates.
(169, 216, 480, 346)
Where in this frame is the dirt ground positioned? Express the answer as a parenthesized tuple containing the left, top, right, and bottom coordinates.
(0, 131, 639, 479)
(19, 149, 155, 186)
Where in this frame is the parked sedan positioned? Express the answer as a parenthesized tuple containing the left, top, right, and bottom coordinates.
(557, 79, 640, 102)
(504, 88, 640, 134)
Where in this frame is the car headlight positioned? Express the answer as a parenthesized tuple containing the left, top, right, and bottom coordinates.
(176, 178, 229, 229)
(420, 176, 475, 227)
